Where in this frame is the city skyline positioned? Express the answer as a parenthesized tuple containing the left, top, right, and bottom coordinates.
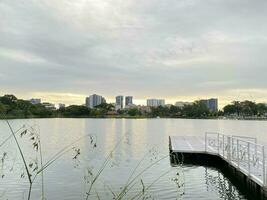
(1, 1, 267, 108)
(2, 92, 266, 109)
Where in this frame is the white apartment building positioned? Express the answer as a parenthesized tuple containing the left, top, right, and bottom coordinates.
(85, 94, 106, 108)
(115, 96, 124, 110)
(147, 99, 165, 107)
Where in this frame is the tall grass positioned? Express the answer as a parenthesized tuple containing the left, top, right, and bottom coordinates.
(84, 138, 185, 200)
(1, 119, 90, 200)
(0, 119, 184, 200)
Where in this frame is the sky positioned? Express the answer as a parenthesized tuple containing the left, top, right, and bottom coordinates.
(1, 0, 267, 107)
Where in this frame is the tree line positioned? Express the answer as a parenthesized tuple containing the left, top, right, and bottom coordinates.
(0, 94, 267, 119)
(0, 95, 54, 118)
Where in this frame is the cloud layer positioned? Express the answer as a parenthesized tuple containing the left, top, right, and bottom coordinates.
(1, 0, 267, 106)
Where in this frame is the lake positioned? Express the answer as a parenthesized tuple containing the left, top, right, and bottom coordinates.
(1, 118, 267, 200)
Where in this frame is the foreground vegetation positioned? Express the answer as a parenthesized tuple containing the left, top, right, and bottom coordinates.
(0, 120, 184, 199)
(0, 94, 267, 119)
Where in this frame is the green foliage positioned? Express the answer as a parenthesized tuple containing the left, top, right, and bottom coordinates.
(149, 101, 212, 118)
(150, 106, 170, 117)
(94, 103, 114, 111)
(127, 108, 141, 116)
(57, 103, 115, 118)
(169, 105, 181, 116)
(94, 103, 114, 116)
(257, 103, 267, 116)
(223, 100, 267, 117)
(0, 94, 17, 105)
(223, 104, 237, 115)
(0, 102, 7, 114)
(181, 101, 210, 118)
(58, 105, 91, 117)
(0, 95, 53, 118)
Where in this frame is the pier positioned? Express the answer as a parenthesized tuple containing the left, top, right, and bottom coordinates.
(169, 132, 267, 199)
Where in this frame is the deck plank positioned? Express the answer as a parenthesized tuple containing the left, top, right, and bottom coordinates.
(169, 135, 266, 187)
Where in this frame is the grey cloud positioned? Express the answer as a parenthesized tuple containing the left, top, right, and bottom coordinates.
(0, 0, 267, 103)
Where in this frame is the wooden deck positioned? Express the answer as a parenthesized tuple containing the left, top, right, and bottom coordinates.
(169, 134, 267, 191)
(170, 136, 206, 153)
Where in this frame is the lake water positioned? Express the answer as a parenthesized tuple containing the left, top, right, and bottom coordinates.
(1, 118, 267, 200)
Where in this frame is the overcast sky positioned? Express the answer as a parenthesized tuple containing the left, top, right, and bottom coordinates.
(1, 0, 267, 106)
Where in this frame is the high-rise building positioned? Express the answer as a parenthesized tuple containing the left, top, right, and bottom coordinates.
(208, 98, 218, 112)
(115, 96, 124, 110)
(85, 94, 106, 108)
(125, 96, 133, 106)
(200, 98, 218, 112)
(147, 99, 165, 107)
(29, 98, 41, 105)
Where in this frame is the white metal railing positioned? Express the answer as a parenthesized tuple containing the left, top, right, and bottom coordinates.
(205, 132, 267, 187)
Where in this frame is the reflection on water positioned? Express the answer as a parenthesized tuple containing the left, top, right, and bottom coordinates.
(169, 163, 247, 200)
(0, 118, 265, 199)
(204, 167, 246, 200)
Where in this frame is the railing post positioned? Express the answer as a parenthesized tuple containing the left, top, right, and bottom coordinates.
(262, 146, 266, 186)
(217, 133, 220, 154)
(232, 137, 234, 161)
(237, 139, 240, 168)
(227, 136, 231, 160)
(223, 135, 225, 158)
(255, 138, 258, 159)
(248, 142, 251, 175)
(205, 132, 207, 152)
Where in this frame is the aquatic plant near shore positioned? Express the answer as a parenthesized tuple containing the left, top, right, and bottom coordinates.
(0, 120, 184, 200)
(84, 139, 185, 200)
(0, 120, 90, 200)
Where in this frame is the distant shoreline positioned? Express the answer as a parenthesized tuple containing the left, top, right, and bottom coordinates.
(1, 116, 267, 121)
(2, 95, 267, 121)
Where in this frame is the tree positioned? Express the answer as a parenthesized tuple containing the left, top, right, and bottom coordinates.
(169, 105, 180, 117)
(223, 100, 267, 117)
(0, 94, 17, 105)
(182, 101, 210, 118)
(240, 101, 257, 116)
(0, 102, 7, 114)
(150, 106, 170, 117)
(94, 103, 114, 116)
(128, 108, 141, 116)
(59, 105, 90, 117)
(233, 101, 242, 116)
(223, 104, 237, 115)
(257, 103, 267, 116)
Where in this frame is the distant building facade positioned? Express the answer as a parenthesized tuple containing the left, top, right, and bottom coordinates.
(125, 96, 133, 106)
(200, 98, 218, 112)
(86, 94, 106, 108)
(147, 99, 165, 107)
(115, 96, 124, 110)
(175, 101, 193, 108)
(29, 98, 41, 105)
